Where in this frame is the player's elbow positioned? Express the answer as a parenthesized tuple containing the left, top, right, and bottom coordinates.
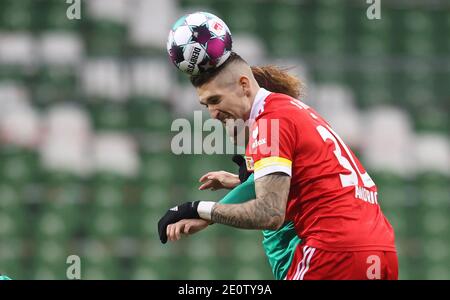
(265, 214, 285, 231)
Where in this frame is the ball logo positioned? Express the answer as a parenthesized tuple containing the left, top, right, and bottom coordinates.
(213, 22, 223, 31)
(187, 46, 202, 74)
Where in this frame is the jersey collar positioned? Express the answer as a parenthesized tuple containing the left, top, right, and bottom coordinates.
(249, 88, 271, 123)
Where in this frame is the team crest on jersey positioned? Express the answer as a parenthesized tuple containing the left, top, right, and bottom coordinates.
(245, 156, 254, 171)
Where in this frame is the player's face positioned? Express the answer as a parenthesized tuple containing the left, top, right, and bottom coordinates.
(197, 76, 252, 143)
(196, 76, 251, 124)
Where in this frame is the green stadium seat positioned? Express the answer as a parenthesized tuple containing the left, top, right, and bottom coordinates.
(130, 264, 160, 280)
(32, 66, 78, 107)
(33, 240, 69, 272)
(421, 209, 449, 238)
(91, 182, 124, 211)
(263, 4, 305, 56)
(84, 20, 127, 56)
(416, 173, 449, 209)
(396, 237, 423, 279)
(185, 265, 219, 280)
(38, 199, 83, 235)
(139, 183, 170, 211)
(0, 184, 22, 212)
(356, 8, 391, 56)
(221, 2, 258, 35)
(0, 210, 26, 239)
(34, 210, 75, 240)
(433, 71, 450, 109)
(0, 0, 33, 31)
(425, 264, 450, 280)
(87, 210, 125, 239)
(234, 266, 272, 280)
(33, 0, 80, 31)
(422, 237, 450, 279)
(422, 237, 449, 263)
(132, 258, 173, 279)
(412, 105, 449, 133)
(356, 69, 392, 107)
(374, 172, 411, 208)
(140, 153, 174, 184)
(402, 11, 434, 57)
(129, 100, 173, 132)
(78, 239, 121, 279)
(89, 102, 129, 130)
(135, 210, 162, 239)
(30, 265, 66, 280)
(0, 239, 24, 273)
(313, 9, 346, 56)
(82, 262, 120, 280)
(231, 233, 266, 265)
(134, 240, 176, 279)
(0, 149, 38, 184)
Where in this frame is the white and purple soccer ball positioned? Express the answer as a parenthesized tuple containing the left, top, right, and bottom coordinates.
(167, 12, 232, 75)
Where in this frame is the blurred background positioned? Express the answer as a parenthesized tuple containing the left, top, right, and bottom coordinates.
(0, 0, 448, 280)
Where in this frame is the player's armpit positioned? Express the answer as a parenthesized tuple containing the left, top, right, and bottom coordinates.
(211, 172, 290, 230)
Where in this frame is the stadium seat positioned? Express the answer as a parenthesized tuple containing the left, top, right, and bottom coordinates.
(84, 20, 127, 56)
(82, 262, 120, 280)
(128, 99, 173, 132)
(138, 183, 170, 215)
(87, 210, 125, 239)
(416, 173, 449, 209)
(140, 153, 174, 184)
(33, 0, 80, 31)
(34, 210, 73, 240)
(0, 0, 33, 31)
(33, 240, 69, 272)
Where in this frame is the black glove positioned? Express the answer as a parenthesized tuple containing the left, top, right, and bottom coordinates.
(157, 201, 200, 244)
(232, 154, 251, 183)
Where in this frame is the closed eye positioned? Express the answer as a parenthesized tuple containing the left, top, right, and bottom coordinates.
(200, 95, 221, 108)
(209, 97, 221, 105)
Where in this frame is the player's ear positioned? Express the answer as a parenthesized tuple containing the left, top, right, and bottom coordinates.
(239, 76, 251, 97)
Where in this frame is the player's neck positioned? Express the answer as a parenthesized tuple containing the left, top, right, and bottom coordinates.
(244, 86, 260, 121)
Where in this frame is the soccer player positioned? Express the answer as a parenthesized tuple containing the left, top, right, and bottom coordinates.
(166, 67, 304, 280)
(158, 52, 398, 279)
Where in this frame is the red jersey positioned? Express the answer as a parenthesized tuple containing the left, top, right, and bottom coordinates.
(245, 88, 396, 252)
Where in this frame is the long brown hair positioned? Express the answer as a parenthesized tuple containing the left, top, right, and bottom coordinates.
(190, 52, 303, 98)
(251, 65, 302, 99)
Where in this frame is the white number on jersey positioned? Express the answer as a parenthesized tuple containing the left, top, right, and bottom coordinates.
(316, 125, 375, 188)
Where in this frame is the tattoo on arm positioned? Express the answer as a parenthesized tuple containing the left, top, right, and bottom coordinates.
(211, 172, 290, 230)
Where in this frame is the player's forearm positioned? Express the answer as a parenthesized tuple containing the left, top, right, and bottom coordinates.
(211, 173, 290, 230)
(211, 200, 283, 230)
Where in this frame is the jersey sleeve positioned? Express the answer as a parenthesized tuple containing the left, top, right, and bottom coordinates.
(218, 173, 256, 204)
(247, 111, 297, 180)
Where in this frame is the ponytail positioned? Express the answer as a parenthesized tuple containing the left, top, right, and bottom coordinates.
(251, 65, 303, 99)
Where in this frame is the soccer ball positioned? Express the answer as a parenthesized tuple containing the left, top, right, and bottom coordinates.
(167, 12, 232, 75)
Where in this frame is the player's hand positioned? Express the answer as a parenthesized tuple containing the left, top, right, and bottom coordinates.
(166, 219, 210, 242)
(198, 171, 240, 190)
(158, 201, 200, 244)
